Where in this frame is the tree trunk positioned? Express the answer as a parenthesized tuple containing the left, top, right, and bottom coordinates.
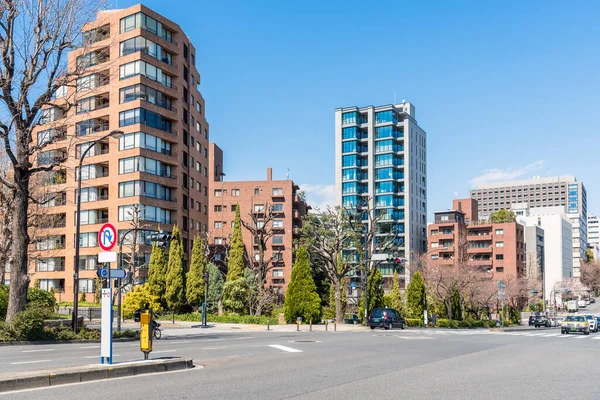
(334, 277, 343, 323)
(0, 259, 5, 286)
(6, 170, 30, 322)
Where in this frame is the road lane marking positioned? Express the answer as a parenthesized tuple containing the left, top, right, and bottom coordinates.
(558, 335, 576, 338)
(11, 360, 52, 365)
(79, 346, 100, 349)
(22, 349, 54, 353)
(202, 347, 227, 350)
(152, 350, 177, 354)
(540, 334, 560, 337)
(592, 337, 600, 340)
(574, 335, 590, 339)
(525, 333, 544, 336)
(268, 345, 303, 353)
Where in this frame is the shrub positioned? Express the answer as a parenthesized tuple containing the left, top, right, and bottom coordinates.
(405, 318, 424, 327)
(27, 287, 56, 313)
(11, 307, 49, 341)
(0, 321, 16, 341)
(79, 292, 87, 303)
(113, 329, 138, 339)
(171, 313, 278, 325)
(122, 285, 162, 319)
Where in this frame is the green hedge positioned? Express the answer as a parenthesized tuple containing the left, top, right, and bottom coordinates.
(405, 318, 501, 329)
(167, 313, 279, 325)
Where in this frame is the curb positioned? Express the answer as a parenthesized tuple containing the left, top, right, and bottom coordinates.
(0, 357, 194, 393)
(0, 338, 137, 347)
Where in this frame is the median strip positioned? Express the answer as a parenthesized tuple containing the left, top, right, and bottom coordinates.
(0, 357, 194, 393)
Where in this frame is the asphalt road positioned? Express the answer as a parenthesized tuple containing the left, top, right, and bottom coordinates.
(3, 326, 600, 400)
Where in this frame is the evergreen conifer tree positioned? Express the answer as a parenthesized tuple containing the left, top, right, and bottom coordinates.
(406, 271, 426, 319)
(226, 205, 245, 282)
(284, 246, 322, 323)
(147, 243, 168, 307)
(165, 225, 186, 311)
(186, 237, 206, 311)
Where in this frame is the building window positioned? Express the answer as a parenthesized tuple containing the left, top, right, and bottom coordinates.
(272, 269, 283, 277)
(232, 189, 240, 197)
(272, 236, 284, 245)
(431, 242, 439, 248)
(214, 237, 223, 245)
(254, 204, 265, 213)
(231, 204, 238, 212)
(272, 188, 283, 196)
(78, 279, 95, 293)
(496, 267, 504, 273)
(496, 254, 504, 260)
(272, 204, 283, 212)
(441, 215, 449, 221)
(495, 242, 504, 248)
(254, 188, 260, 195)
(214, 221, 223, 228)
(214, 189, 222, 197)
(431, 230, 438, 236)
(495, 229, 504, 235)
(273, 220, 283, 228)
(214, 205, 222, 212)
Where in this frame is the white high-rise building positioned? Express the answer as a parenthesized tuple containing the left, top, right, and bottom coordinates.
(588, 215, 600, 260)
(471, 176, 587, 278)
(335, 103, 427, 277)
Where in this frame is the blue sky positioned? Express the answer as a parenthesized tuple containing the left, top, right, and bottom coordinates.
(119, 0, 600, 218)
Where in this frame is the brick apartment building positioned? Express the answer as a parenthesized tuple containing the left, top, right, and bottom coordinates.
(427, 199, 525, 280)
(30, 5, 212, 300)
(207, 156, 310, 293)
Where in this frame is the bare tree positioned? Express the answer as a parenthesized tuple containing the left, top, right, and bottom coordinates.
(121, 203, 147, 289)
(0, 0, 108, 321)
(240, 203, 282, 315)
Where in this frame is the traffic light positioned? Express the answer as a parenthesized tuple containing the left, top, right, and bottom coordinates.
(151, 230, 173, 249)
(386, 255, 405, 273)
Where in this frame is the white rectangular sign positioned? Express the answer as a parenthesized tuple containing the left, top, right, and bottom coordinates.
(98, 251, 117, 263)
(372, 254, 389, 261)
(100, 288, 112, 358)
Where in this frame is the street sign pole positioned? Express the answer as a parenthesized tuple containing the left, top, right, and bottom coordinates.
(98, 224, 117, 365)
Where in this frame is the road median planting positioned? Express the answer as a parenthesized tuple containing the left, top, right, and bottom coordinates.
(0, 357, 194, 393)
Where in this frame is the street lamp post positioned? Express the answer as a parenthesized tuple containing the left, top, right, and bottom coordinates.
(72, 130, 123, 333)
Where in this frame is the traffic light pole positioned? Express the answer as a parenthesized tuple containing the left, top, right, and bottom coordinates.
(117, 227, 151, 331)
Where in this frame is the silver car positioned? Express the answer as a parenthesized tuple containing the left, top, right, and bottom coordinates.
(585, 315, 597, 332)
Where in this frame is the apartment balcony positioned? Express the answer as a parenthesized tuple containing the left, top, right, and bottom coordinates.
(76, 70, 110, 94)
(76, 47, 110, 70)
(75, 162, 109, 181)
(76, 185, 109, 204)
(76, 94, 110, 115)
(76, 116, 109, 137)
(39, 213, 66, 229)
(436, 233, 454, 241)
(76, 208, 109, 226)
(468, 247, 493, 254)
(468, 233, 492, 241)
(45, 170, 67, 186)
(36, 127, 67, 146)
(40, 192, 67, 208)
(75, 141, 109, 158)
(37, 148, 67, 166)
(82, 24, 110, 46)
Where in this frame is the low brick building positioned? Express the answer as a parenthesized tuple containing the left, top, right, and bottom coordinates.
(207, 155, 310, 294)
(427, 199, 525, 280)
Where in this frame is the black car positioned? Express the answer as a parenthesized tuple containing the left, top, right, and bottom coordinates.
(528, 316, 536, 326)
(367, 308, 406, 330)
(534, 316, 550, 328)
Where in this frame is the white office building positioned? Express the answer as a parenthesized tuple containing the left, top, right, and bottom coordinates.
(512, 203, 573, 305)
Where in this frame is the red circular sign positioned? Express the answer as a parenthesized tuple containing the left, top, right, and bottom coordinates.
(98, 223, 117, 251)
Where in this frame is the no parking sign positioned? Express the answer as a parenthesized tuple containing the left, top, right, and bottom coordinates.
(98, 223, 117, 251)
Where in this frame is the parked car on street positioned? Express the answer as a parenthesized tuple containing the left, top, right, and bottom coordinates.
(367, 308, 406, 330)
(561, 315, 590, 335)
(567, 300, 579, 312)
(528, 316, 536, 326)
(578, 300, 587, 308)
(590, 298, 596, 304)
(534, 316, 551, 328)
(555, 317, 564, 327)
(585, 315, 598, 333)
